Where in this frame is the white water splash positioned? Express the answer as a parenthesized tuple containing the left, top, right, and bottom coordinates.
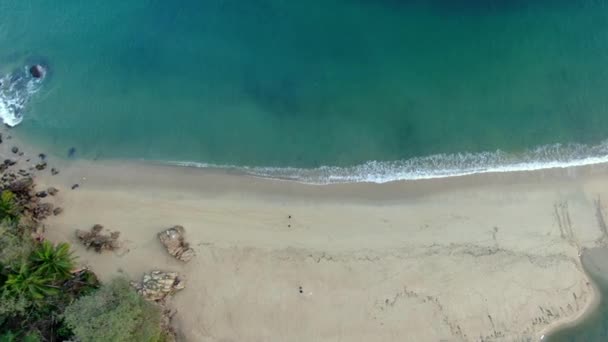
(166, 141, 608, 184)
(0, 66, 43, 126)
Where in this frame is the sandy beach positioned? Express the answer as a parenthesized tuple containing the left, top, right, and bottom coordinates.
(3, 131, 606, 341)
(2, 153, 593, 342)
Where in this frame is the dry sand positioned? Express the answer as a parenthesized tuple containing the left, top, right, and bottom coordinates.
(18, 158, 602, 342)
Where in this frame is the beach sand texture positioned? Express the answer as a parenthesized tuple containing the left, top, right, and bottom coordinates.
(29, 160, 607, 341)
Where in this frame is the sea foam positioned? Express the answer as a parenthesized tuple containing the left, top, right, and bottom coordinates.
(167, 141, 608, 184)
(0, 66, 43, 127)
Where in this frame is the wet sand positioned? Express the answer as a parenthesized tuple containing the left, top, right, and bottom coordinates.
(545, 247, 608, 341)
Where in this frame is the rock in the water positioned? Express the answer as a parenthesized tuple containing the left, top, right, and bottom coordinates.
(47, 187, 59, 196)
(35, 191, 48, 198)
(76, 224, 120, 252)
(51, 168, 59, 175)
(11, 147, 18, 154)
(71, 184, 79, 190)
(38, 153, 46, 160)
(158, 225, 195, 262)
(3, 159, 16, 166)
(29, 64, 46, 79)
(35, 162, 47, 170)
(131, 271, 185, 302)
(53, 207, 63, 216)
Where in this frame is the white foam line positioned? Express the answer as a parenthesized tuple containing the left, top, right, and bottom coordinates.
(163, 141, 608, 184)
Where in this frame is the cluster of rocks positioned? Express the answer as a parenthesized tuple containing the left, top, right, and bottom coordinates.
(0, 159, 17, 172)
(0, 131, 67, 224)
(75, 224, 120, 252)
(1, 175, 63, 221)
(131, 271, 185, 302)
(73, 221, 195, 339)
(158, 225, 195, 262)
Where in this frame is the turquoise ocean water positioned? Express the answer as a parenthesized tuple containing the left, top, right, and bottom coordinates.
(2, 1, 608, 183)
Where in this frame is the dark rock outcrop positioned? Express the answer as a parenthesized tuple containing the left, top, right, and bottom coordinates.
(29, 65, 46, 79)
(8, 177, 34, 193)
(32, 202, 54, 221)
(75, 224, 120, 252)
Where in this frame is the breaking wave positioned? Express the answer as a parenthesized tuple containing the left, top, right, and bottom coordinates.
(0, 66, 43, 126)
(166, 141, 608, 184)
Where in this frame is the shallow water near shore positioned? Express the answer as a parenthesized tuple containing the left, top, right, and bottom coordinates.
(547, 248, 608, 342)
(2, 1, 608, 182)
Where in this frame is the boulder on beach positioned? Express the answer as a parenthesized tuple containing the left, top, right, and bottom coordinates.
(76, 224, 120, 252)
(32, 202, 54, 221)
(158, 225, 195, 262)
(131, 271, 185, 302)
(35, 162, 47, 171)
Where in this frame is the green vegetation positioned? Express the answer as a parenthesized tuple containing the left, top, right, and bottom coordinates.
(0, 330, 41, 342)
(0, 188, 98, 340)
(3, 262, 59, 301)
(0, 181, 168, 341)
(63, 277, 163, 342)
(30, 241, 75, 281)
(0, 191, 19, 224)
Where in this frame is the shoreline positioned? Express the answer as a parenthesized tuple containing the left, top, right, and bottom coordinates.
(3, 129, 608, 341)
(13, 124, 608, 185)
(542, 246, 608, 340)
(537, 249, 602, 340)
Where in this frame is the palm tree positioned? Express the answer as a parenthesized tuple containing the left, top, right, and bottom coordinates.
(3, 262, 58, 301)
(30, 241, 76, 281)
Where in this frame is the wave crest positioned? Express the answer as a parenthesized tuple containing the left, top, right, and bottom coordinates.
(167, 141, 608, 184)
